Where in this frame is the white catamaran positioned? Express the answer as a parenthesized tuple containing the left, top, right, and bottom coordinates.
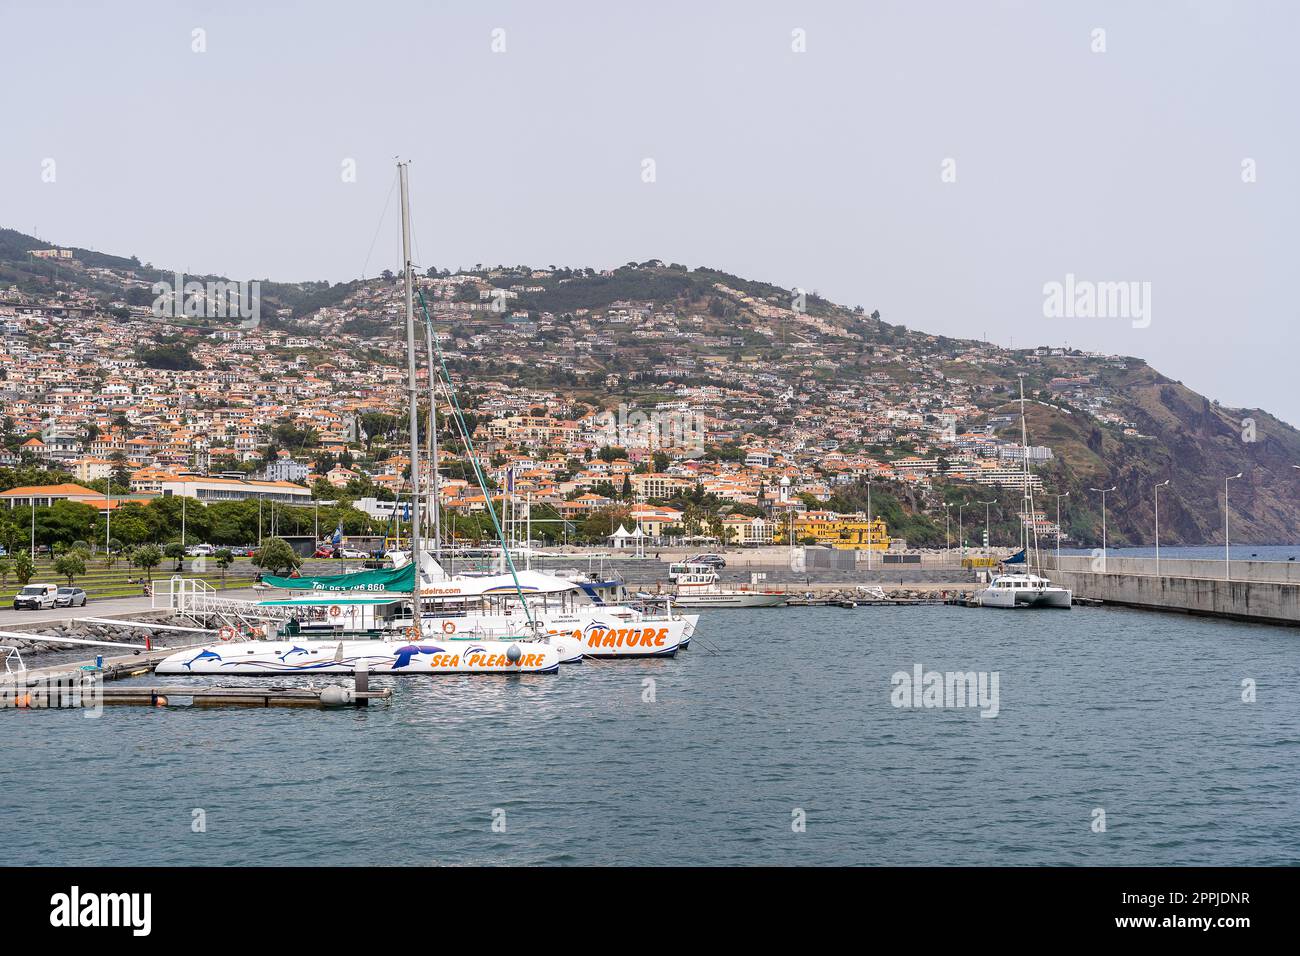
(156, 161, 696, 674)
(973, 375, 1072, 610)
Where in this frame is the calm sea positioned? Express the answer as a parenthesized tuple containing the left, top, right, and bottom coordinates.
(3, 605, 1298, 866)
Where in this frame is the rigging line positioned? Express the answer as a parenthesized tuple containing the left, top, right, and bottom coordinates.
(418, 289, 535, 632)
(359, 168, 400, 280)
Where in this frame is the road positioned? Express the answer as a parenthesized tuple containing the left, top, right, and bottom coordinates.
(0, 588, 260, 628)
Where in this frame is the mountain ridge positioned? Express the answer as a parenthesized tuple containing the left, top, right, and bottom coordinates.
(2, 227, 1296, 547)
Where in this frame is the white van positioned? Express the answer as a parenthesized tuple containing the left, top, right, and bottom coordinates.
(13, 583, 59, 610)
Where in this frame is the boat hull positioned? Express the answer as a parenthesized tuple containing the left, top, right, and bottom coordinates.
(975, 588, 1072, 609)
(542, 614, 698, 659)
(294, 608, 692, 661)
(671, 592, 787, 608)
(154, 638, 561, 675)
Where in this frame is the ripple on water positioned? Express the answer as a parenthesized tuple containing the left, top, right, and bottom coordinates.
(2, 605, 1298, 865)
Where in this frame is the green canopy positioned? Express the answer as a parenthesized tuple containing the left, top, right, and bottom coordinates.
(261, 563, 416, 593)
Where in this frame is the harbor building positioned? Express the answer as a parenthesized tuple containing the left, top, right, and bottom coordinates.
(775, 511, 891, 551)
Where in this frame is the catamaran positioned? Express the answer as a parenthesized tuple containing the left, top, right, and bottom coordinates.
(973, 375, 1072, 610)
(159, 162, 561, 675)
(973, 570, 1072, 608)
(156, 161, 696, 674)
(237, 549, 697, 659)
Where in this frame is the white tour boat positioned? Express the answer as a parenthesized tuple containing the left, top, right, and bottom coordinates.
(668, 563, 788, 609)
(155, 635, 561, 675)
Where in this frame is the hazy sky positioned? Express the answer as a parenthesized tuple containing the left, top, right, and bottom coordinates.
(3, 1, 1297, 422)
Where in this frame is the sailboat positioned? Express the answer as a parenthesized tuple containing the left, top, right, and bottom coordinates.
(973, 376, 1072, 610)
(157, 161, 695, 673)
(157, 161, 560, 675)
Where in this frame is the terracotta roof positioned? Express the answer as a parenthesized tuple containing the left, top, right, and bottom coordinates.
(0, 482, 100, 497)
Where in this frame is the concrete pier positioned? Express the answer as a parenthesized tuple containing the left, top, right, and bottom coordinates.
(1044, 556, 1300, 627)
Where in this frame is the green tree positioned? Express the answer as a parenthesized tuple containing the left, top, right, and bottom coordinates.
(252, 537, 302, 576)
(14, 550, 35, 585)
(52, 551, 86, 585)
(164, 541, 185, 571)
(214, 548, 233, 585)
(133, 544, 162, 583)
(0, 557, 11, 589)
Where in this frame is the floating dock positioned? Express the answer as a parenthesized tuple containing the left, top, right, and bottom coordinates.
(4, 676, 390, 709)
(2, 634, 389, 710)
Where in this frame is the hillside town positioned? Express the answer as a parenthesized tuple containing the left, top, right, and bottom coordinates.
(0, 245, 1167, 553)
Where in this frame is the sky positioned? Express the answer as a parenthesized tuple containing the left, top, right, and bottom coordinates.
(2, 1, 1297, 423)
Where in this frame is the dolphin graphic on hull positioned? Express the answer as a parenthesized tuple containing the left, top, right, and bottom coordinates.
(392, 644, 446, 669)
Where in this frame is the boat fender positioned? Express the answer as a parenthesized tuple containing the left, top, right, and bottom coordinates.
(319, 686, 354, 708)
(506, 644, 522, 663)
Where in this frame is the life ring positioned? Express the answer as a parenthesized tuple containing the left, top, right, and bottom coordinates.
(218, 626, 235, 641)
(250, 626, 265, 640)
(405, 625, 421, 640)
(441, 620, 456, 635)
(328, 605, 342, 618)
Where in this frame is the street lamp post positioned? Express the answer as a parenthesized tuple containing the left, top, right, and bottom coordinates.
(866, 480, 872, 571)
(1154, 480, 1170, 578)
(943, 503, 951, 559)
(1090, 486, 1116, 572)
(981, 500, 995, 558)
(958, 503, 968, 559)
(1053, 492, 1070, 569)
(1225, 472, 1242, 581)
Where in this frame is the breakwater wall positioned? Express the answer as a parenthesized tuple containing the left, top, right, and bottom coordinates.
(1043, 558, 1300, 627)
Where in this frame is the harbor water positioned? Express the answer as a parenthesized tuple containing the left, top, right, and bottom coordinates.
(3, 604, 1298, 866)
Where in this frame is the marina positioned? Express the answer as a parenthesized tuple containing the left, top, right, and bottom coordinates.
(1, 0, 1296, 933)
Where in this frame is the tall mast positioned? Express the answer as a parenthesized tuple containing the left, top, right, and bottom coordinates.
(399, 160, 422, 624)
(424, 315, 442, 559)
(1018, 374, 1039, 570)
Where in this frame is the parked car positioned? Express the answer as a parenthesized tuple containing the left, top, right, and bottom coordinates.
(690, 553, 727, 568)
(54, 587, 88, 608)
(336, 548, 369, 560)
(13, 583, 59, 610)
(185, 544, 216, 557)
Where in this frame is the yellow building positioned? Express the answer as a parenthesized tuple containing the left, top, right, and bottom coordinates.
(775, 511, 890, 551)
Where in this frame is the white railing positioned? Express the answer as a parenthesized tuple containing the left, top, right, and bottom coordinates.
(0, 645, 26, 678)
(154, 575, 216, 612)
